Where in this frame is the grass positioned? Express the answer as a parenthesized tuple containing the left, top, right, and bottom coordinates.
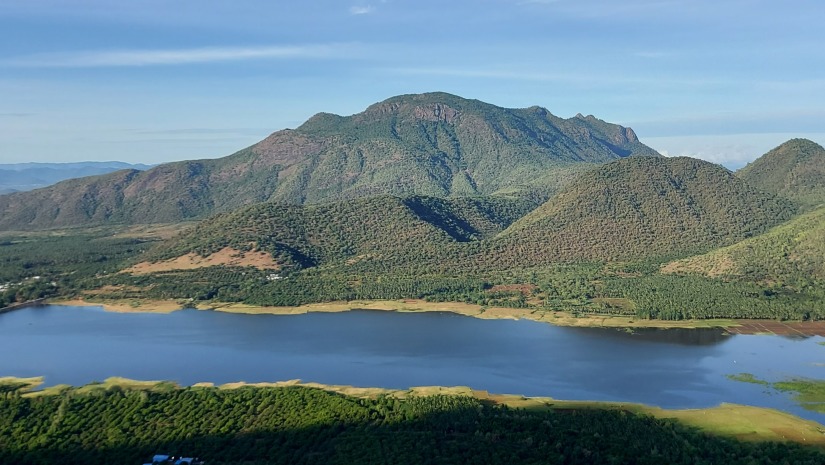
(0, 376, 43, 393)
(774, 379, 825, 414)
(727, 374, 825, 415)
(52, 296, 740, 330)
(727, 373, 770, 385)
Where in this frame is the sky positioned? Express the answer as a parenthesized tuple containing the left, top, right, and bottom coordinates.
(0, 0, 823, 169)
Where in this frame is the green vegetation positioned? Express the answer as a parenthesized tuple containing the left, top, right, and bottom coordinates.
(0, 231, 157, 308)
(774, 379, 825, 414)
(728, 375, 825, 414)
(738, 138, 825, 209)
(494, 156, 795, 265)
(0, 381, 823, 465)
(91, 154, 810, 321)
(665, 206, 825, 290)
(727, 373, 770, 386)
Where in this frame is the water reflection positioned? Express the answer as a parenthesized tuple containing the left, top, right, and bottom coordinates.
(566, 327, 732, 346)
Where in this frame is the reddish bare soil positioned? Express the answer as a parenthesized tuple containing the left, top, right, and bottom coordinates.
(726, 320, 825, 337)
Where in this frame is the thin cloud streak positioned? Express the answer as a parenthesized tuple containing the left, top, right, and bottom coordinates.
(349, 5, 374, 15)
(384, 66, 732, 88)
(3, 44, 358, 68)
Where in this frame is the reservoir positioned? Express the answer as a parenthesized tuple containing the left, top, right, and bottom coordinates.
(1, 305, 823, 422)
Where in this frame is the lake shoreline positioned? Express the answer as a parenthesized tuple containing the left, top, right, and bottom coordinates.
(53, 297, 740, 330)
(4, 376, 824, 446)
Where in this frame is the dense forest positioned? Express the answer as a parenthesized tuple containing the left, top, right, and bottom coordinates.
(1, 383, 823, 465)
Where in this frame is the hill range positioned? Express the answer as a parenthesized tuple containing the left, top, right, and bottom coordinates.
(1, 93, 824, 321)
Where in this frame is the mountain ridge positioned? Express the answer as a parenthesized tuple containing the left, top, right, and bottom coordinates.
(0, 92, 658, 231)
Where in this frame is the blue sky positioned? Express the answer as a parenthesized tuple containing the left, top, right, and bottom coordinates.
(1, 0, 823, 168)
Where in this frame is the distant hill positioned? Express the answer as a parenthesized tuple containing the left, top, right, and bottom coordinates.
(0, 161, 152, 193)
(0, 92, 659, 231)
(737, 138, 825, 208)
(484, 156, 797, 264)
(663, 206, 825, 288)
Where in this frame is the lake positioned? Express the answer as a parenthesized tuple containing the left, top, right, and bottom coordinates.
(2, 304, 823, 422)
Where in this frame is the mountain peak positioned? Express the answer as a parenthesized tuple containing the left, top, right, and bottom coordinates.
(0, 93, 660, 230)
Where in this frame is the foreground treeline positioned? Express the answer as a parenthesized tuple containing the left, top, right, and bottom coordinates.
(1, 385, 824, 465)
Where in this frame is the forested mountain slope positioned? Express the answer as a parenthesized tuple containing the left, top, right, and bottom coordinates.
(663, 206, 825, 288)
(143, 194, 537, 270)
(737, 138, 825, 209)
(133, 156, 795, 276)
(484, 156, 796, 265)
(0, 92, 658, 231)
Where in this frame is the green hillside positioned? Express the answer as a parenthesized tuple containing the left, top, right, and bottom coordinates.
(664, 206, 825, 288)
(486, 156, 796, 265)
(0, 92, 658, 231)
(737, 138, 825, 208)
(146, 194, 537, 270)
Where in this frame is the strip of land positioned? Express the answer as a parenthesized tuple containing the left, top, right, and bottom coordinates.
(53, 297, 742, 330)
(3, 376, 823, 446)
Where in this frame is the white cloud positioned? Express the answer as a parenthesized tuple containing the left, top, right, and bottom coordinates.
(3, 44, 355, 68)
(645, 133, 825, 169)
(349, 5, 374, 15)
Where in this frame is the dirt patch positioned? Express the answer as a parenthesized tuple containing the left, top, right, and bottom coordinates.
(477, 307, 536, 320)
(123, 247, 280, 275)
(487, 284, 537, 295)
(55, 298, 183, 314)
(726, 320, 825, 337)
(83, 285, 144, 295)
(661, 254, 736, 278)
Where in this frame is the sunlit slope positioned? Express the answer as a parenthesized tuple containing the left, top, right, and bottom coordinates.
(488, 156, 796, 264)
(664, 206, 825, 287)
(737, 138, 825, 209)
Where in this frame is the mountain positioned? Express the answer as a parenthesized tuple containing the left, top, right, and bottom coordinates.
(483, 156, 797, 265)
(0, 161, 152, 193)
(0, 92, 659, 231)
(663, 206, 825, 288)
(136, 194, 538, 272)
(737, 138, 825, 208)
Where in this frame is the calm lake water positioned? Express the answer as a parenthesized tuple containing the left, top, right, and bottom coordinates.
(2, 305, 823, 422)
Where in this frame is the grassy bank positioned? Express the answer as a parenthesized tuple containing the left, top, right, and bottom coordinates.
(53, 297, 739, 330)
(2, 376, 823, 448)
